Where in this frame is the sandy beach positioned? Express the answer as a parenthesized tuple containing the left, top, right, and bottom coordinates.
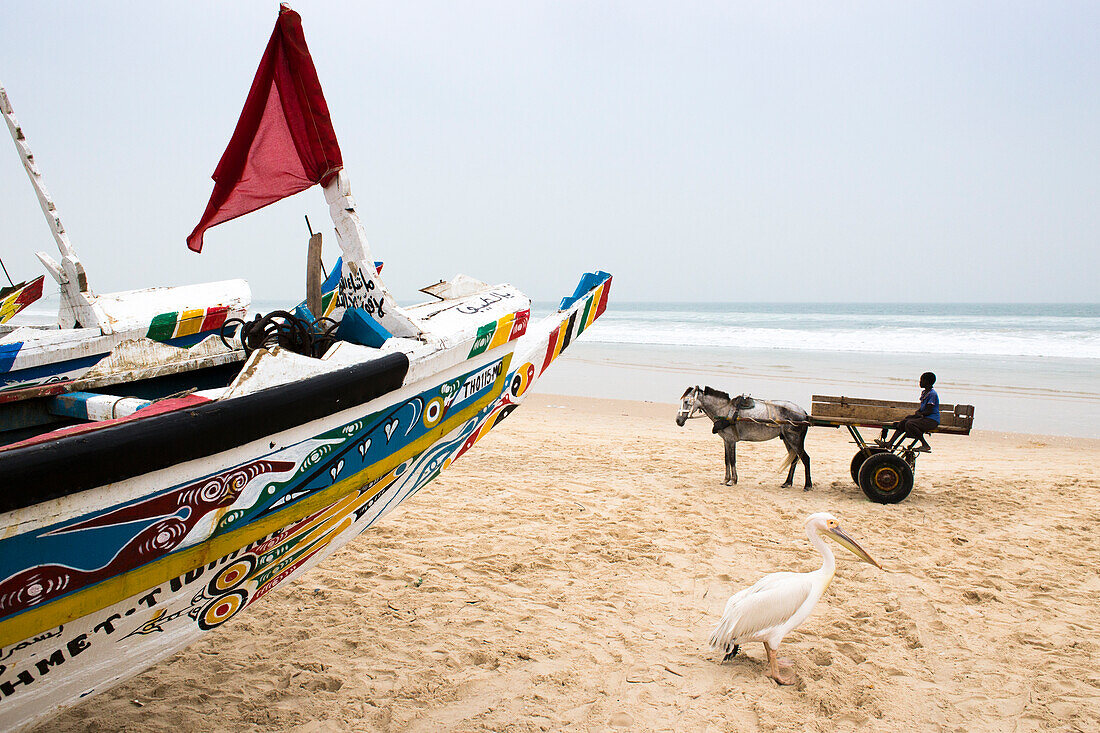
(40, 393, 1100, 732)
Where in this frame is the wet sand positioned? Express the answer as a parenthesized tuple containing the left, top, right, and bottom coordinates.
(44, 394, 1100, 732)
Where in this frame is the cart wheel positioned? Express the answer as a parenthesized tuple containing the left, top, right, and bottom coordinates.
(850, 448, 887, 486)
(858, 453, 914, 504)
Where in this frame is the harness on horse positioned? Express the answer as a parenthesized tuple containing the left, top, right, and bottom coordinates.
(712, 394, 756, 436)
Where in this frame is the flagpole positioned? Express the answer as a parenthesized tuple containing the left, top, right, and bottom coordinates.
(0, 256, 14, 288)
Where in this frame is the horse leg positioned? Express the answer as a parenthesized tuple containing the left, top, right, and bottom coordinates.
(780, 433, 797, 488)
(798, 428, 812, 490)
(722, 440, 732, 485)
(729, 440, 738, 485)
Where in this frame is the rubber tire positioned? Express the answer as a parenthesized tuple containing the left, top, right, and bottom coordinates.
(858, 452, 915, 504)
(850, 448, 887, 486)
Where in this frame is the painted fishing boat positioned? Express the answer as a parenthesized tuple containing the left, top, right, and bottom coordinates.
(0, 275, 44, 326)
(0, 6, 610, 731)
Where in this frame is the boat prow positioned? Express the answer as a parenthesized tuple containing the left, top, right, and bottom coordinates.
(0, 6, 611, 730)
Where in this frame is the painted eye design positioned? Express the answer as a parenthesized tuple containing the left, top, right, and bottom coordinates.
(423, 397, 445, 429)
(509, 362, 535, 399)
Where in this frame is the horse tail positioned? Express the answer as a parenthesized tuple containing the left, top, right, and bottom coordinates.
(778, 447, 798, 474)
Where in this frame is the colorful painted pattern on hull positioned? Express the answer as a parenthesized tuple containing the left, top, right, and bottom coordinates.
(0, 270, 611, 732)
(468, 308, 530, 358)
(0, 354, 511, 648)
(0, 301, 244, 395)
(460, 273, 611, 464)
(541, 274, 610, 375)
(146, 305, 230, 342)
(0, 276, 44, 325)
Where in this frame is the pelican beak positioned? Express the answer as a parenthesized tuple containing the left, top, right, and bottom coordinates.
(826, 526, 883, 569)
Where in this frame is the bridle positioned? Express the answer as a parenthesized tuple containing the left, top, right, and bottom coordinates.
(677, 390, 707, 422)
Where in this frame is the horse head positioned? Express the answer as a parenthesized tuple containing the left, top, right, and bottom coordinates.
(676, 386, 702, 426)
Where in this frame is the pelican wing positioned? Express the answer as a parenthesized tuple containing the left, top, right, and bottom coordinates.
(709, 572, 813, 649)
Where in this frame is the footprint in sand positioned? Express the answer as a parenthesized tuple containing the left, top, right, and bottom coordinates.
(834, 642, 867, 664)
(609, 712, 634, 728)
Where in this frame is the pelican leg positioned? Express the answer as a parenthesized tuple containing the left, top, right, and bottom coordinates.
(764, 642, 796, 685)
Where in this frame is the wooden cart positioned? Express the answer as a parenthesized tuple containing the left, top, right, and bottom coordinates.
(810, 395, 975, 503)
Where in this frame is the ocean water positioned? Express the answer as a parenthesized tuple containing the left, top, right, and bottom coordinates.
(11, 298, 1099, 437)
(553, 302, 1100, 360)
(530, 302, 1100, 438)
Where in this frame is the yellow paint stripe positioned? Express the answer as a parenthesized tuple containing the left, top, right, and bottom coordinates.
(0, 353, 511, 649)
(553, 318, 568, 359)
(291, 499, 360, 552)
(174, 308, 206, 338)
(0, 289, 21, 322)
(272, 487, 366, 549)
(264, 469, 400, 577)
(583, 284, 604, 330)
(275, 513, 355, 577)
(487, 313, 515, 350)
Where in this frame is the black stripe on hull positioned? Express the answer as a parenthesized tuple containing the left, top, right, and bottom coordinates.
(0, 353, 410, 513)
(559, 311, 578, 351)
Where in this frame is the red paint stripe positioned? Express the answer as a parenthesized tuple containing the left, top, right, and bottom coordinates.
(252, 556, 313, 605)
(594, 276, 612, 319)
(0, 382, 71, 406)
(510, 309, 530, 340)
(14, 276, 44, 306)
(541, 324, 562, 374)
(0, 394, 213, 452)
(453, 424, 486, 461)
(200, 305, 230, 332)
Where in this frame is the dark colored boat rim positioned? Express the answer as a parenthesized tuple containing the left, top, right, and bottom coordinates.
(0, 352, 410, 513)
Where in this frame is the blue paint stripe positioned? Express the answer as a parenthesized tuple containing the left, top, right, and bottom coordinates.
(0, 354, 106, 392)
(0, 342, 23, 374)
(164, 332, 214, 349)
(322, 257, 344, 292)
(47, 392, 92, 420)
(558, 270, 611, 311)
(46, 392, 153, 421)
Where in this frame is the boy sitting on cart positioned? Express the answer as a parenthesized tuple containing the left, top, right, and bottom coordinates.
(879, 372, 940, 453)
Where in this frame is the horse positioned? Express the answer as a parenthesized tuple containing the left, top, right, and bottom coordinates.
(675, 385, 812, 490)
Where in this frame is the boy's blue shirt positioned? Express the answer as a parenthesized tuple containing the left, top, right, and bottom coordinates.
(920, 388, 940, 424)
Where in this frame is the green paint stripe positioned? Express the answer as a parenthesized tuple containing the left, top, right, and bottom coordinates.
(467, 322, 496, 358)
(147, 312, 178, 341)
(577, 296, 593, 336)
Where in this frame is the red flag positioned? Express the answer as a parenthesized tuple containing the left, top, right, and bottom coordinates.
(187, 5, 343, 252)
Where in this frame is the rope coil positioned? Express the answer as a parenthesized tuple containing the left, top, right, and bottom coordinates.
(221, 310, 339, 359)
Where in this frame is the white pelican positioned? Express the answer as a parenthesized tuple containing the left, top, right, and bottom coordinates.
(708, 512, 882, 685)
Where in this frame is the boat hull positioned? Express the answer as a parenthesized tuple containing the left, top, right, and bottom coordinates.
(0, 272, 610, 731)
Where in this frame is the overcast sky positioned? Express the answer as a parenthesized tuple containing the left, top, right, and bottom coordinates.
(2, 1, 1097, 303)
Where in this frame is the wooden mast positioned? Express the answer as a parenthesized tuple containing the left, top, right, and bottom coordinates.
(323, 170, 420, 338)
(0, 82, 108, 331)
